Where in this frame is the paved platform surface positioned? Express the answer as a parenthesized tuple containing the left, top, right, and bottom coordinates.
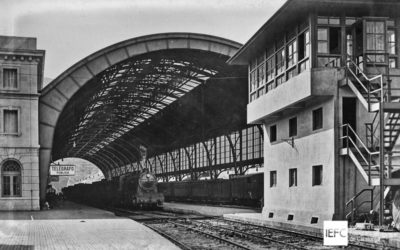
(0, 201, 179, 250)
(349, 227, 400, 249)
(163, 202, 259, 216)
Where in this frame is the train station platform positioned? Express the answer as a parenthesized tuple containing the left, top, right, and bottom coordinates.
(0, 201, 179, 250)
(163, 202, 259, 216)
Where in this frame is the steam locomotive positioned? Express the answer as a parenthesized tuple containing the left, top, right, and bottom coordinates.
(117, 169, 164, 208)
(63, 169, 164, 209)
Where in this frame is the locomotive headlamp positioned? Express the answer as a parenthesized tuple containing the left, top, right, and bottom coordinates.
(146, 174, 150, 178)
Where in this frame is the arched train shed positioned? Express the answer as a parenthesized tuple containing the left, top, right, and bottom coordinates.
(39, 33, 249, 203)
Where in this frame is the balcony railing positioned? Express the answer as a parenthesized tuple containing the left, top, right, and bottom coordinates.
(317, 55, 341, 68)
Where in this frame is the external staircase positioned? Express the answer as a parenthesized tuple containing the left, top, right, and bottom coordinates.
(341, 57, 400, 226)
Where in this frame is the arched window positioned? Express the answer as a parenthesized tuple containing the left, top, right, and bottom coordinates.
(2, 160, 21, 197)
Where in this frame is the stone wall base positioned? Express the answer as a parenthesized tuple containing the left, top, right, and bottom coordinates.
(0, 197, 40, 210)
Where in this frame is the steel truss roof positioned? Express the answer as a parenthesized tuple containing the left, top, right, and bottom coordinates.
(52, 49, 247, 174)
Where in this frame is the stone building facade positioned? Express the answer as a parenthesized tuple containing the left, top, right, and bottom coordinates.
(0, 36, 45, 210)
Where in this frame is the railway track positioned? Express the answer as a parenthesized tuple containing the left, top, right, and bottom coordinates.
(147, 221, 253, 250)
(146, 218, 323, 249)
(114, 207, 213, 221)
(220, 218, 381, 250)
(190, 219, 319, 249)
(115, 208, 387, 249)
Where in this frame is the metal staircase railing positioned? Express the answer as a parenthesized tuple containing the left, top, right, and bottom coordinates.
(366, 112, 400, 150)
(346, 57, 384, 112)
(346, 188, 373, 224)
(384, 113, 400, 149)
(345, 186, 392, 225)
(344, 55, 400, 226)
(365, 112, 380, 150)
(357, 57, 400, 170)
(340, 124, 379, 185)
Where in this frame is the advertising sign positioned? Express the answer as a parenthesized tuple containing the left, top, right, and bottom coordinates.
(50, 164, 75, 176)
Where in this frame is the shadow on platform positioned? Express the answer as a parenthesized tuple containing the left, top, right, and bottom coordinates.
(0, 245, 34, 250)
(0, 201, 118, 220)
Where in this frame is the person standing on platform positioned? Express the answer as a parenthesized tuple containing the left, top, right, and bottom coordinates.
(46, 184, 57, 209)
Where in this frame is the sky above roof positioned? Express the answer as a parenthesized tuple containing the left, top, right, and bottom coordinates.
(1, 0, 285, 80)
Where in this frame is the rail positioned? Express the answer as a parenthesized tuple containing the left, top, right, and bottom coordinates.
(220, 218, 378, 249)
(366, 98, 400, 150)
(365, 111, 380, 149)
(345, 188, 374, 224)
(170, 221, 252, 250)
(386, 112, 400, 149)
(340, 124, 379, 185)
(322, 55, 341, 68)
(363, 54, 400, 103)
(341, 124, 379, 157)
(194, 219, 309, 250)
(145, 224, 192, 250)
(346, 56, 384, 111)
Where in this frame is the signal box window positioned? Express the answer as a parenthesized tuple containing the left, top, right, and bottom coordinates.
(388, 29, 396, 55)
(276, 49, 285, 76)
(388, 29, 397, 68)
(270, 171, 277, 187)
(317, 28, 341, 54)
(312, 108, 323, 131)
(298, 30, 310, 72)
(270, 125, 277, 142)
(2, 68, 18, 89)
(317, 24, 341, 67)
(317, 28, 328, 53)
(318, 17, 340, 25)
(329, 27, 341, 54)
(2, 160, 21, 197)
(312, 165, 323, 186)
(266, 57, 275, 83)
(298, 31, 310, 61)
(366, 21, 385, 63)
(287, 40, 297, 68)
(366, 21, 385, 51)
(289, 168, 297, 187)
(289, 117, 297, 137)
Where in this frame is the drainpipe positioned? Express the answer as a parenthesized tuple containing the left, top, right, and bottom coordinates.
(379, 97, 385, 226)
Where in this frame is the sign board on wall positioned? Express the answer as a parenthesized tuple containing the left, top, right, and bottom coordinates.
(50, 164, 76, 176)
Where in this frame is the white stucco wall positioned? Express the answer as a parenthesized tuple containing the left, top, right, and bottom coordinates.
(261, 99, 335, 227)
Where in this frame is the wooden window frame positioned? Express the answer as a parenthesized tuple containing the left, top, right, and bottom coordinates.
(0, 106, 21, 136)
(0, 67, 20, 91)
(1, 160, 22, 197)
